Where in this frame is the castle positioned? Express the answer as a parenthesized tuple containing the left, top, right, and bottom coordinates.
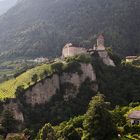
(62, 35, 106, 58)
(62, 35, 115, 66)
(62, 43, 87, 57)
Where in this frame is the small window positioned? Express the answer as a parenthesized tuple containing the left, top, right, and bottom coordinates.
(134, 120, 139, 125)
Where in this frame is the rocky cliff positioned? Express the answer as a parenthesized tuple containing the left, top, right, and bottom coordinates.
(2, 100, 24, 122)
(25, 74, 60, 106)
(24, 63, 97, 106)
(98, 51, 115, 66)
(1, 63, 98, 123)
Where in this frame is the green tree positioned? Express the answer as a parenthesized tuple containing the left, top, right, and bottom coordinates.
(1, 110, 18, 134)
(32, 74, 38, 83)
(0, 125, 5, 137)
(83, 94, 118, 140)
(36, 123, 57, 140)
(62, 125, 81, 140)
(23, 128, 34, 140)
(15, 85, 24, 98)
(51, 62, 63, 73)
(0, 135, 4, 140)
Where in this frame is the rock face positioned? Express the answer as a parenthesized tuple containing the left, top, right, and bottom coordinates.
(98, 51, 115, 66)
(1, 63, 98, 122)
(61, 63, 96, 88)
(3, 100, 24, 122)
(25, 74, 60, 106)
(24, 63, 97, 106)
(61, 63, 97, 101)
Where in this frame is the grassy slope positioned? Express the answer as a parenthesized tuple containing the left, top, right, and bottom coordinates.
(0, 54, 91, 99)
(0, 63, 52, 99)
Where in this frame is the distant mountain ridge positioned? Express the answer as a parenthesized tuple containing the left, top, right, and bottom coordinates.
(0, 0, 139, 59)
(0, 0, 17, 15)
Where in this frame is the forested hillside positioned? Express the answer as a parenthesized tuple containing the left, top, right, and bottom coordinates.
(0, 0, 139, 59)
(0, 52, 140, 139)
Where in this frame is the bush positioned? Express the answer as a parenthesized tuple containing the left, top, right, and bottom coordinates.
(1, 110, 18, 134)
(63, 61, 82, 74)
(50, 62, 63, 73)
(36, 123, 57, 140)
(124, 124, 140, 135)
(32, 74, 38, 83)
(65, 54, 92, 64)
(83, 94, 118, 140)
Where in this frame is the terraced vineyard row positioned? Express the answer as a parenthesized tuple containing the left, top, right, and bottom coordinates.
(0, 63, 52, 99)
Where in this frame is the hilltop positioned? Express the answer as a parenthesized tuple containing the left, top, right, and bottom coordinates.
(0, 34, 115, 99)
(0, 52, 140, 139)
(0, 0, 139, 59)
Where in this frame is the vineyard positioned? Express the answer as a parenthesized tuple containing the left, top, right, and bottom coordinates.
(0, 63, 52, 99)
(0, 54, 92, 99)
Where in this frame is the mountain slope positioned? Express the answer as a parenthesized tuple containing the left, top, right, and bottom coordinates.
(0, 0, 17, 15)
(0, 0, 140, 59)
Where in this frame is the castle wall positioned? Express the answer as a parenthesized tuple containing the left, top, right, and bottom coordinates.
(62, 46, 87, 57)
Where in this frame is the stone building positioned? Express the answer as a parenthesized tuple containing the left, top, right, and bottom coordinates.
(62, 35, 115, 66)
(128, 110, 140, 125)
(94, 34, 106, 51)
(62, 35, 106, 58)
(62, 43, 87, 57)
(93, 35, 115, 66)
(126, 56, 138, 62)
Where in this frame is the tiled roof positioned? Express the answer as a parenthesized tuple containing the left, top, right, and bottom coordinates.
(128, 111, 140, 119)
(126, 56, 138, 59)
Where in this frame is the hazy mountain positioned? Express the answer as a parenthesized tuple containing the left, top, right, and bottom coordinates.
(0, 0, 139, 59)
(0, 0, 17, 15)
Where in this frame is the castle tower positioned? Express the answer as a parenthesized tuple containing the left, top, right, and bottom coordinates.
(96, 34, 105, 51)
(97, 34, 104, 47)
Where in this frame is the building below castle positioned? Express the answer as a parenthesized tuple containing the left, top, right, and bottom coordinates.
(125, 56, 138, 62)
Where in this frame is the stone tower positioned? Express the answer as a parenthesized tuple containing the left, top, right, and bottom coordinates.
(96, 34, 105, 51)
(97, 34, 104, 46)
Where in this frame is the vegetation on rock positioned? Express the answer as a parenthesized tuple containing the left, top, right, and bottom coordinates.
(36, 95, 118, 140)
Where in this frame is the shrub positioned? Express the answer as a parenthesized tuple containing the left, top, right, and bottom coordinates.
(50, 62, 63, 73)
(36, 123, 57, 140)
(83, 94, 118, 140)
(32, 74, 38, 83)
